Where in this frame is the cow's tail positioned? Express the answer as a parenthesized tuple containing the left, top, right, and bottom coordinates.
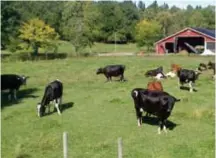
(122, 65, 126, 70)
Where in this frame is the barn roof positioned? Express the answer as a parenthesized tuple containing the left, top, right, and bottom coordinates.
(192, 27, 215, 38)
(155, 27, 216, 44)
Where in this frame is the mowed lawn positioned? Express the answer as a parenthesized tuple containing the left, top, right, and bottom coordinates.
(1, 56, 215, 158)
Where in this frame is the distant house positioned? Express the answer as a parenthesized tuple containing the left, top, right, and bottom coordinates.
(155, 27, 215, 54)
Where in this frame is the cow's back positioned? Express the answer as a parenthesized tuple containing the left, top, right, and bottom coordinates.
(1, 74, 22, 90)
(104, 65, 125, 76)
(147, 81, 163, 91)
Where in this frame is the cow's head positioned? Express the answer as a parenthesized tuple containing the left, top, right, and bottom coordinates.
(96, 68, 104, 74)
(21, 76, 30, 85)
(37, 103, 46, 117)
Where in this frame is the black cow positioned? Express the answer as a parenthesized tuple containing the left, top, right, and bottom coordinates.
(96, 65, 125, 81)
(1, 74, 29, 100)
(207, 61, 215, 75)
(131, 88, 180, 134)
(145, 66, 166, 78)
(37, 80, 63, 117)
(177, 69, 201, 92)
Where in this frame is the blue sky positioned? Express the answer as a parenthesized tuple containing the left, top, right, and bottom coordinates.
(115, 0, 215, 8)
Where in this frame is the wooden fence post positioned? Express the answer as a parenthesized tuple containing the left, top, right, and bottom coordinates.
(118, 137, 123, 158)
(63, 132, 68, 158)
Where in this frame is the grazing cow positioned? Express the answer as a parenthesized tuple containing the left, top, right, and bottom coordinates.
(1, 74, 29, 100)
(145, 66, 166, 79)
(207, 61, 215, 75)
(177, 69, 201, 92)
(147, 81, 163, 91)
(131, 88, 180, 134)
(96, 65, 125, 82)
(198, 63, 208, 71)
(37, 80, 63, 117)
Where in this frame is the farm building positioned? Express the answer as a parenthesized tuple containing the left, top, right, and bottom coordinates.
(155, 27, 216, 54)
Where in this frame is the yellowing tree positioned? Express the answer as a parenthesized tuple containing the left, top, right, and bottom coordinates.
(135, 20, 162, 51)
(19, 18, 59, 55)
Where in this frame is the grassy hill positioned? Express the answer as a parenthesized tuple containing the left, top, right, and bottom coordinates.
(2, 56, 214, 158)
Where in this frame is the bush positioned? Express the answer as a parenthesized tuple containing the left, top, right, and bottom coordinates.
(1, 53, 68, 62)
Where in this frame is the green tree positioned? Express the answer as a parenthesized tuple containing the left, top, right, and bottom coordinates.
(156, 11, 173, 37)
(135, 20, 162, 50)
(138, 1, 145, 11)
(188, 11, 206, 28)
(19, 18, 59, 56)
(1, 1, 21, 49)
(61, 1, 98, 55)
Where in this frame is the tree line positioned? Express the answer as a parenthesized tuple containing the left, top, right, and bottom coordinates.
(1, 1, 215, 54)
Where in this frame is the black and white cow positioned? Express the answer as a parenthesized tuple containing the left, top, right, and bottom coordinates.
(145, 66, 166, 79)
(177, 69, 201, 92)
(96, 65, 125, 81)
(37, 80, 63, 117)
(131, 88, 180, 134)
(1, 74, 29, 100)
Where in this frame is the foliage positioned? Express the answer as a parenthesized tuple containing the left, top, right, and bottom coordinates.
(18, 18, 59, 55)
(1, 1, 215, 52)
(1, 1, 21, 49)
(135, 20, 162, 49)
(60, 1, 98, 54)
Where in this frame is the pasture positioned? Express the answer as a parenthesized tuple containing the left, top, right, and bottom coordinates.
(1, 56, 215, 158)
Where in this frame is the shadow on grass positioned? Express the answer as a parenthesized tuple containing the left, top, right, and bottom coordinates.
(142, 116, 179, 130)
(105, 78, 128, 82)
(16, 153, 31, 158)
(180, 86, 198, 92)
(1, 88, 39, 109)
(43, 102, 74, 117)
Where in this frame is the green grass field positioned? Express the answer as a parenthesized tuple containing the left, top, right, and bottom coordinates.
(2, 56, 215, 158)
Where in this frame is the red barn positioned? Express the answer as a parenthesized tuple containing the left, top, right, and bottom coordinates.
(155, 27, 215, 54)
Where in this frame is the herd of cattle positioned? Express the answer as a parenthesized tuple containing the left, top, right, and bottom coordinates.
(1, 61, 215, 134)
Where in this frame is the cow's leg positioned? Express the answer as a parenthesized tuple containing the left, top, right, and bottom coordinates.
(55, 99, 61, 115)
(105, 75, 111, 82)
(178, 80, 183, 87)
(59, 97, 62, 105)
(13, 89, 17, 100)
(189, 81, 193, 92)
(158, 120, 163, 134)
(8, 93, 11, 101)
(135, 108, 142, 127)
(162, 120, 167, 133)
(47, 105, 50, 113)
(57, 97, 62, 110)
(120, 74, 124, 81)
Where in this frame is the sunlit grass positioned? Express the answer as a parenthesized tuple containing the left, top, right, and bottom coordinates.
(2, 56, 214, 158)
